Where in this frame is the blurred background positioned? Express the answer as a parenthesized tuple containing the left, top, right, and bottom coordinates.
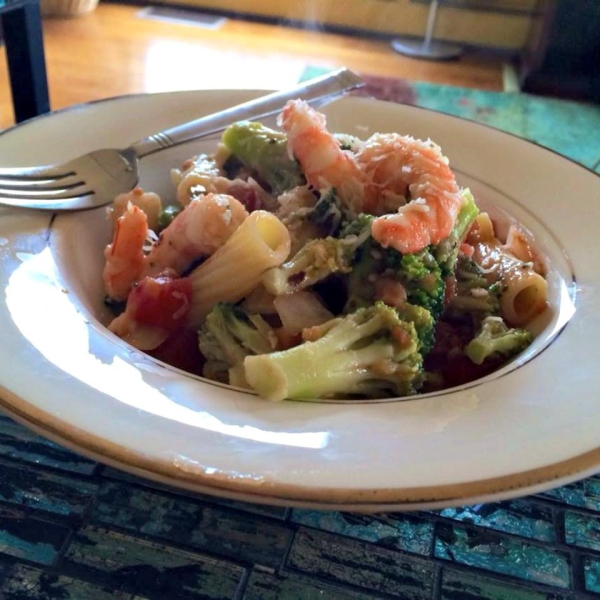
(1, 0, 598, 130)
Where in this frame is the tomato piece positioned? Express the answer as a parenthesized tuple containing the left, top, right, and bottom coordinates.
(128, 274, 193, 330)
(148, 328, 205, 376)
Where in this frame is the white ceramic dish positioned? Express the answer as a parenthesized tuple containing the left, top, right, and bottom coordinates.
(0, 90, 598, 512)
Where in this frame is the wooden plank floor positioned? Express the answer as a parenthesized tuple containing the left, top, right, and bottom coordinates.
(0, 3, 505, 129)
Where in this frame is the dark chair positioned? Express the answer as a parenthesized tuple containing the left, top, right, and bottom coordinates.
(1, 0, 50, 123)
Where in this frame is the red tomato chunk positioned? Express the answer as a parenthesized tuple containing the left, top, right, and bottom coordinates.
(128, 274, 192, 330)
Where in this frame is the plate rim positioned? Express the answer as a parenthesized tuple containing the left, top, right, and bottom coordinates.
(1, 89, 599, 510)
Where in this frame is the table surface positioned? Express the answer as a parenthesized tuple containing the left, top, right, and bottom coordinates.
(1, 73, 600, 599)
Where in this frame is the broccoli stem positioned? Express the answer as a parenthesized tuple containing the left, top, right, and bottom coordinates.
(244, 304, 421, 401)
(245, 341, 394, 401)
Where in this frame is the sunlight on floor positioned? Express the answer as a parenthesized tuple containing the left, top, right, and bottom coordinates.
(143, 41, 310, 92)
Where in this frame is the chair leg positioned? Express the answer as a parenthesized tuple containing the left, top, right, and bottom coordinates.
(3, 1, 51, 123)
(391, 0, 463, 61)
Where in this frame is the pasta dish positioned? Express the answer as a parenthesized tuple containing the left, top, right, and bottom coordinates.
(102, 100, 548, 401)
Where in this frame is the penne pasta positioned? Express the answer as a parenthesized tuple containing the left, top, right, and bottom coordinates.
(467, 213, 548, 327)
(102, 105, 551, 400)
(469, 217, 548, 326)
(186, 211, 291, 327)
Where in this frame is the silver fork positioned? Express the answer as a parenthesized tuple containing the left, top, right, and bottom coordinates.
(0, 69, 364, 211)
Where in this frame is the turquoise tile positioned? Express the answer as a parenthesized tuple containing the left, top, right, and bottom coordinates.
(92, 481, 291, 568)
(0, 459, 97, 519)
(564, 511, 600, 551)
(244, 568, 387, 600)
(102, 466, 289, 519)
(435, 523, 571, 589)
(63, 525, 245, 599)
(1, 563, 135, 599)
(538, 478, 600, 511)
(290, 510, 433, 556)
(0, 507, 69, 565)
(0, 415, 96, 475)
(441, 567, 573, 600)
(287, 527, 434, 598)
(436, 500, 555, 542)
(584, 555, 600, 594)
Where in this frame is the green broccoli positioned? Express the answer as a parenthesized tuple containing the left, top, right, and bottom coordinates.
(221, 121, 304, 194)
(198, 303, 276, 384)
(262, 221, 372, 295)
(434, 188, 480, 272)
(157, 204, 183, 232)
(394, 250, 446, 319)
(396, 302, 436, 355)
(306, 188, 358, 236)
(447, 254, 501, 318)
(345, 239, 445, 322)
(244, 302, 424, 401)
(465, 316, 532, 365)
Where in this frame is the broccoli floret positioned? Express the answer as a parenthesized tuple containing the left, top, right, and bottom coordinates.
(465, 316, 532, 365)
(344, 221, 445, 321)
(262, 222, 371, 296)
(198, 303, 276, 383)
(434, 189, 480, 273)
(447, 255, 501, 319)
(394, 250, 446, 319)
(396, 302, 436, 355)
(221, 121, 304, 193)
(243, 302, 424, 401)
(307, 189, 357, 236)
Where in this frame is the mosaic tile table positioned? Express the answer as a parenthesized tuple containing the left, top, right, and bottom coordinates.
(1, 74, 600, 599)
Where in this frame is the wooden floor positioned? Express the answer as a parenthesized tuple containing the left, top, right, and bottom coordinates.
(0, 3, 506, 129)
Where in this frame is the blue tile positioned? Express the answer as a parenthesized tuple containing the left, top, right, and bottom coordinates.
(436, 500, 555, 542)
(291, 510, 433, 556)
(92, 481, 291, 568)
(0, 459, 97, 519)
(0, 416, 96, 475)
(565, 511, 600, 551)
(435, 522, 571, 589)
(0, 507, 69, 565)
(287, 527, 434, 598)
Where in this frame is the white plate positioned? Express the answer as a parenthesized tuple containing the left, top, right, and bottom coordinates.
(0, 90, 598, 512)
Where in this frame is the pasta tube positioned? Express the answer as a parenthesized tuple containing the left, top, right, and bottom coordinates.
(187, 211, 291, 327)
(468, 214, 547, 326)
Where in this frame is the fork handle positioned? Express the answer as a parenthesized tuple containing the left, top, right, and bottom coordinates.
(131, 68, 364, 159)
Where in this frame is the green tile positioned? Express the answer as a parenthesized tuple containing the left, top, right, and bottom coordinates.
(1, 563, 134, 599)
(441, 567, 573, 600)
(244, 568, 387, 600)
(436, 500, 555, 542)
(0, 459, 97, 519)
(63, 525, 244, 599)
(0, 507, 69, 565)
(287, 527, 434, 598)
(435, 523, 570, 589)
(537, 478, 600, 511)
(102, 467, 289, 519)
(290, 510, 433, 556)
(564, 511, 600, 551)
(92, 481, 291, 567)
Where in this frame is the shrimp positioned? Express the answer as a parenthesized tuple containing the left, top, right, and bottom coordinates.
(363, 133, 465, 254)
(279, 100, 370, 213)
(103, 204, 148, 301)
(144, 192, 248, 277)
